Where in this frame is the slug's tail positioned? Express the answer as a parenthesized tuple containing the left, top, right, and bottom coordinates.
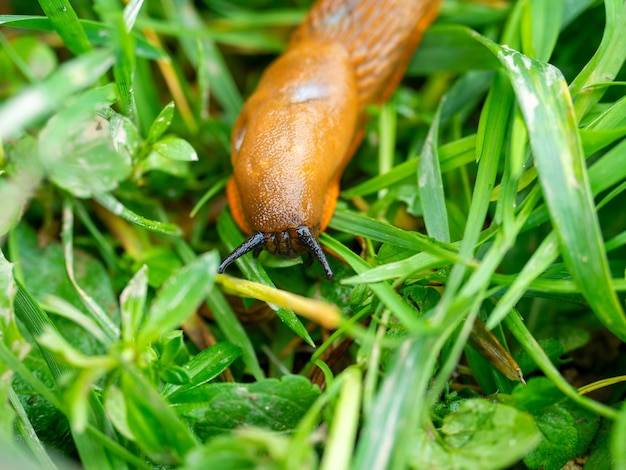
(218, 227, 334, 280)
(290, 0, 441, 112)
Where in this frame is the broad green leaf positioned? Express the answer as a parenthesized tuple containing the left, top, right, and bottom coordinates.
(134, 247, 183, 288)
(182, 429, 297, 470)
(173, 375, 320, 440)
(409, 399, 541, 470)
(153, 136, 198, 162)
(513, 378, 600, 470)
(38, 85, 131, 198)
(164, 342, 242, 400)
(9, 36, 57, 80)
(109, 111, 141, 162)
(586, 419, 615, 470)
(103, 385, 133, 441)
(136, 151, 191, 178)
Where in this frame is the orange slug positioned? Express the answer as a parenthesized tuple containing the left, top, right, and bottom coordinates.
(218, 0, 441, 279)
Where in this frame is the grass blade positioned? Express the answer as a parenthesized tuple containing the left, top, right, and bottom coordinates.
(353, 337, 440, 470)
(37, 0, 91, 54)
(474, 35, 626, 340)
(418, 101, 450, 242)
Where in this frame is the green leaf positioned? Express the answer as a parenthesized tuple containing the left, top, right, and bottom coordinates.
(182, 429, 295, 470)
(341, 135, 477, 199)
(512, 378, 600, 470)
(135, 247, 183, 288)
(153, 136, 198, 162)
(159, 365, 190, 385)
(523, 0, 563, 61)
(409, 399, 541, 470)
(165, 342, 242, 400)
(109, 111, 141, 162)
(174, 375, 320, 439)
(10, 36, 58, 80)
(103, 385, 133, 441)
(146, 101, 175, 145)
(38, 85, 131, 198)
(138, 251, 218, 344)
(136, 151, 191, 178)
(586, 418, 614, 470)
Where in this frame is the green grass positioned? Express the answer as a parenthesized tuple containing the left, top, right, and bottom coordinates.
(1, 0, 626, 468)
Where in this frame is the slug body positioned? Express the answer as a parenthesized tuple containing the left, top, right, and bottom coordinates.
(220, 0, 441, 279)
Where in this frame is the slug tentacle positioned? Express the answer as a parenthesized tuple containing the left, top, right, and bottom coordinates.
(296, 226, 334, 280)
(217, 231, 266, 274)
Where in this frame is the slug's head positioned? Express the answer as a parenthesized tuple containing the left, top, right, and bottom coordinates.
(217, 226, 334, 280)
